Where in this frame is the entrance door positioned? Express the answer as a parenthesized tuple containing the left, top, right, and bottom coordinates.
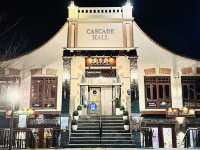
(101, 87, 113, 115)
(163, 128, 173, 148)
(88, 87, 101, 115)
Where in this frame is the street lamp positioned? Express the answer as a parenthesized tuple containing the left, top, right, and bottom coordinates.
(7, 85, 21, 150)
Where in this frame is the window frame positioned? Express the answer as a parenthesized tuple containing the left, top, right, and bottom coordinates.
(30, 76, 58, 109)
(181, 76, 200, 109)
(144, 76, 172, 109)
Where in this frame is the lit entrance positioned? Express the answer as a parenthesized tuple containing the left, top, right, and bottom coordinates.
(87, 86, 117, 115)
(88, 87, 101, 115)
(80, 77, 121, 116)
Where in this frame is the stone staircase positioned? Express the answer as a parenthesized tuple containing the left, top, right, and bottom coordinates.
(68, 115, 137, 148)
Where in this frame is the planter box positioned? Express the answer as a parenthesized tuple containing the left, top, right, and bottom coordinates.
(124, 125, 129, 131)
(116, 108, 121, 115)
(74, 115, 79, 120)
(123, 115, 128, 120)
(78, 110, 82, 116)
(72, 125, 78, 131)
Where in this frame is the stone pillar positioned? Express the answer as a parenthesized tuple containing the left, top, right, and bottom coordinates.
(129, 56, 141, 147)
(62, 57, 72, 116)
(129, 56, 139, 115)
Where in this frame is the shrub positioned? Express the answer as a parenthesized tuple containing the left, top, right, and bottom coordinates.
(73, 110, 79, 116)
(71, 120, 77, 125)
(115, 98, 121, 108)
(77, 105, 82, 110)
(120, 106, 125, 111)
(124, 120, 129, 125)
(123, 110, 128, 116)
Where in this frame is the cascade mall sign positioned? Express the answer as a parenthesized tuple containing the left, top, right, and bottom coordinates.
(77, 23, 124, 48)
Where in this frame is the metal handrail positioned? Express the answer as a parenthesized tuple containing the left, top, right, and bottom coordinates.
(68, 115, 72, 144)
(99, 116, 102, 144)
(181, 128, 200, 148)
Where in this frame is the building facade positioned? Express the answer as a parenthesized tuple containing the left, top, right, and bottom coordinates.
(0, 1, 200, 148)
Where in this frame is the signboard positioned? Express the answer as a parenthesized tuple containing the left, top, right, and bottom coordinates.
(18, 114, 27, 128)
(89, 103, 97, 112)
(77, 23, 124, 48)
(85, 69, 116, 77)
(85, 57, 116, 67)
(60, 117, 68, 130)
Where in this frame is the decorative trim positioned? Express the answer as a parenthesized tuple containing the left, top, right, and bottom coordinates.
(31, 68, 42, 76)
(46, 68, 57, 75)
(181, 67, 193, 75)
(159, 68, 171, 75)
(144, 68, 156, 75)
(63, 49, 137, 57)
(196, 67, 200, 74)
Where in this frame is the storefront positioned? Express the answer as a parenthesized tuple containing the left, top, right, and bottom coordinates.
(63, 50, 137, 116)
(62, 3, 136, 116)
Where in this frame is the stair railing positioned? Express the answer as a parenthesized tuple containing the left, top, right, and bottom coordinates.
(99, 116, 102, 144)
(68, 115, 72, 144)
(181, 128, 200, 148)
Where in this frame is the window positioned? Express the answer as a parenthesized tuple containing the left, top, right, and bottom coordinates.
(144, 76, 171, 109)
(181, 76, 200, 108)
(31, 77, 57, 109)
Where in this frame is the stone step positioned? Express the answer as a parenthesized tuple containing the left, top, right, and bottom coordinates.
(70, 136, 132, 140)
(78, 126, 99, 129)
(102, 130, 129, 133)
(102, 120, 124, 123)
(69, 140, 133, 145)
(102, 133, 131, 137)
(101, 140, 133, 145)
(102, 126, 125, 130)
(78, 123, 100, 126)
(70, 140, 100, 144)
(66, 144, 137, 148)
(102, 123, 124, 126)
(78, 120, 99, 123)
(73, 130, 99, 133)
(71, 133, 100, 137)
(70, 137, 100, 140)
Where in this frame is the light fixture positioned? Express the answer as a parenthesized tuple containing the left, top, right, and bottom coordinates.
(182, 107, 189, 114)
(168, 108, 173, 113)
(189, 109, 195, 115)
(69, 1, 75, 7)
(176, 117, 185, 124)
(7, 85, 21, 105)
(124, 0, 132, 7)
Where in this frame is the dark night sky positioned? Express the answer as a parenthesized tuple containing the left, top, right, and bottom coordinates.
(0, 0, 200, 60)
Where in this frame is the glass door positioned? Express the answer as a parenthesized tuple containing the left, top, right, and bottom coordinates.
(88, 87, 101, 115)
(163, 127, 173, 148)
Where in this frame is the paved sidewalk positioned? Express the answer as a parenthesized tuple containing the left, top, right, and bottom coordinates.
(25, 148, 197, 150)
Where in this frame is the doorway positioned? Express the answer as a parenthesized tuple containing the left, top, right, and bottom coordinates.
(88, 87, 101, 115)
(87, 86, 114, 116)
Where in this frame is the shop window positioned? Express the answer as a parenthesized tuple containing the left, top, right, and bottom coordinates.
(31, 77, 57, 109)
(144, 76, 172, 109)
(181, 76, 200, 108)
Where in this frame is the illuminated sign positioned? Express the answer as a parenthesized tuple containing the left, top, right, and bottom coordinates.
(85, 57, 116, 67)
(85, 69, 116, 77)
(90, 103, 97, 112)
(77, 23, 124, 48)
